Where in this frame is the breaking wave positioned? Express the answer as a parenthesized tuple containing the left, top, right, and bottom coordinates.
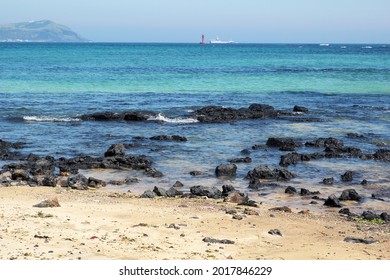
(23, 116, 81, 122)
(147, 113, 199, 124)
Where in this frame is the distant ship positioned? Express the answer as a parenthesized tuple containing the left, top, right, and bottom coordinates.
(209, 36, 236, 44)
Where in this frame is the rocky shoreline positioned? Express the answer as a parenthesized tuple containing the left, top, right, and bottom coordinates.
(1, 103, 389, 224)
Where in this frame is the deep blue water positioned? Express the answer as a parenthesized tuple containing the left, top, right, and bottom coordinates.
(0, 43, 389, 210)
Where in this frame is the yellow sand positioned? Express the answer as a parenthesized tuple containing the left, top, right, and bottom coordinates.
(0, 186, 389, 260)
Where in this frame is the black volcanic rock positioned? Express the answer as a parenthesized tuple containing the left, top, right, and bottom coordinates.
(229, 157, 252, 163)
(305, 137, 344, 148)
(104, 144, 126, 157)
(194, 103, 278, 123)
(81, 112, 123, 121)
(324, 195, 342, 207)
(373, 149, 390, 161)
(285, 186, 297, 194)
(246, 166, 295, 181)
(339, 189, 361, 201)
(341, 171, 354, 182)
(190, 186, 222, 199)
(150, 135, 187, 142)
(293, 105, 309, 113)
(215, 163, 237, 177)
(266, 138, 302, 151)
(322, 177, 334, 185)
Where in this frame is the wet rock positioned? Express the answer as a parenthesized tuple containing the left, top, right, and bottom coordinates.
(81, 112, 123, 121)
(266, 138, 302, 151)
(293, 105, 309, 113)
(153, 186, 167, 197)
(0, 139, 24, 160)
(324, 195, 342, 208)
(57, 155, 152, 170)
(373, 149, 390, 161)
(166, 187, 183, 197)
(190, 185, 222, 199)
(323, 177, 334, 185)
(173, 181, 184, 188)
(202, 237, 235, 244)
(339, 189, 361, 201)
(215, 163, 237, 177)
(268, 229, 283, 236)
(252, 144, 268, 150)
(300, 188, 320, 196)
(33, 197, 60, 208)
(347, 133, 365, 139)
(123, 111, 152, 121)
(189, 171, 202, 176)
(248, 178, 262, 189)
(149, 135, 187, 142)
(305, 137, 344, 148)
(361, 179, 368, 186)
(246, 166, 295, 181)
(194, 104, 278, 123)
(194, 106, 239, 123)
(229, 157, 252, 163)
(341, 171, 354, 182)
(240, 149, 251, 155)
(285, 186, 297, 194)
(67, 174, 89, 190)
(140, 190, 156, 198)
(269, 206, 292, 213)
(344, 237, 377, 244)
(144, 168, 163, 178)
(104, 144, 126, 157)
(279, 152, 303, 167)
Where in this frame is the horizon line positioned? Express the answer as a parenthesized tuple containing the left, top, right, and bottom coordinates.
(0, 41, 389, 45)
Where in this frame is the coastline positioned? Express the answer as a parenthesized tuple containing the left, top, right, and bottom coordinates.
(0, 186, 389, 260)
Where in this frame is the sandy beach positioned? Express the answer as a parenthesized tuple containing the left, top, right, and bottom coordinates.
(0, 186, 388, 260)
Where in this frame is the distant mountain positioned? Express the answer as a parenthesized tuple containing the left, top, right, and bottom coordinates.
(0, 20, 89, 42)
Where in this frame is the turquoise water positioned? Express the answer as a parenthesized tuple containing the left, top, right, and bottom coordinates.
(0, 43, 389, 211)
(1, 43, 390, 94)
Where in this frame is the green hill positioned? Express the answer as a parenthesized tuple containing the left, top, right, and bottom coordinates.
(0, 20, 88, 42)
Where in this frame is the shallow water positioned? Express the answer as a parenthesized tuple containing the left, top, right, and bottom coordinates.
(0, 43, 389, 212)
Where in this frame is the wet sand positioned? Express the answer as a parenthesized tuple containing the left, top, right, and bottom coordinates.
(0, 186, 389, 260)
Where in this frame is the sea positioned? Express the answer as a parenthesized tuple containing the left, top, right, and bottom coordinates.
(0, 43, 389, 212)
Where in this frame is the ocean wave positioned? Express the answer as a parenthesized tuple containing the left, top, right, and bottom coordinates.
(147, 113, 199, 124)
(23, 116, 81, 122)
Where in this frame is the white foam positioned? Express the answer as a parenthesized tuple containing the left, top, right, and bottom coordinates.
(23, 116, 81, 122)
(147, 113, 199, 124)
(362, 46, 373, 49)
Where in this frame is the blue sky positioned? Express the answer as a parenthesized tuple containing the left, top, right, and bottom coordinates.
(2, 0, 390, 43)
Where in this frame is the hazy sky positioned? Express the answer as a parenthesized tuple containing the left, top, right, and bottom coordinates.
(2, 0, 390, 43)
